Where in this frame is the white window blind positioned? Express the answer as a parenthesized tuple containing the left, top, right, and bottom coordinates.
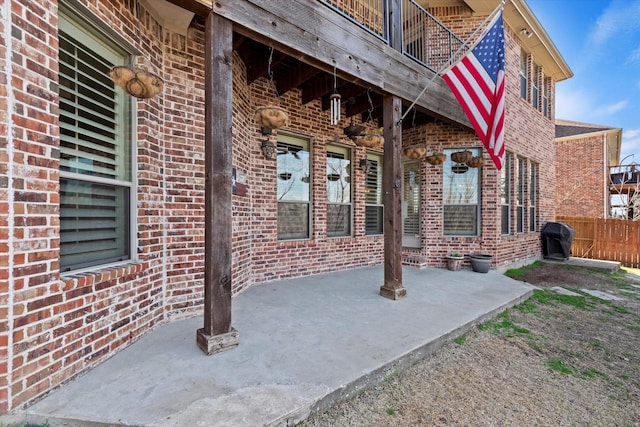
(520, 51, 528, 100)
(326, 145, 352, 237)
(517, 157, 525, 233)
(364, 153, 383, 235)
(501, 152, 512, 235)
(59, 11, 132, 271)
(530, 162, 538, 232)
(532, 64, 540, 109)
(402, 161, 421, 247)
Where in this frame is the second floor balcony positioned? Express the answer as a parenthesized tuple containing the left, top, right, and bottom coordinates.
(321, 0, 467, 73)
(610, 164, 640, 195)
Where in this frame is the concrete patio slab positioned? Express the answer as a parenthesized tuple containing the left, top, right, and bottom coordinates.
(7, 265, 533, 427)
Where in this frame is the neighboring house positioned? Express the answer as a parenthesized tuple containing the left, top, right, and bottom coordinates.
(555, 119, 622, 218)
(0, 0, 571, 412)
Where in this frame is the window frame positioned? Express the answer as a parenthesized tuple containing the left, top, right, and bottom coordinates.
(443, 148, 481, 237)
(277, 133, 313, 241)
(532, 64, 540, 110)
(364, 152, 384, 236)
(58, 5, 137, 273)
(543, 76, 551, 118)
(326, 143, 353, 238)
(516, 157, 525, 233)
(529, 161, 538, 232)
(501, 152, 512, 235)
(520, 50, 529, 101)
(402, 160, 421, 247)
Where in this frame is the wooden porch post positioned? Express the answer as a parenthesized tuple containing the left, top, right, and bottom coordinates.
(196, 11, 239, 355)
(379, 94, 406, 300)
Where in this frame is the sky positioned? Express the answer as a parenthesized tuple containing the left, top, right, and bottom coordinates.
(526, 0, 640, 165)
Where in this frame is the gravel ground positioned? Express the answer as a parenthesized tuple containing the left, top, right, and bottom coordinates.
(300, 262, 640, 427)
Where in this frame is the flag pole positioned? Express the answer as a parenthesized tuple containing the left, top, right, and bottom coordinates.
(397, 0, 505, 126)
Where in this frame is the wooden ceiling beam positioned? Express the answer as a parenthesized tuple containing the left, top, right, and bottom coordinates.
(276, 62, 322, 95)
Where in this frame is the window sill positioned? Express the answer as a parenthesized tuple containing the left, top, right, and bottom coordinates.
(61, 262, 146, 288)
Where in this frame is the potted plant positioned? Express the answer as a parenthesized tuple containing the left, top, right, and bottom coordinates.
(469, 253, 492, 273)
(425, 152, 446, 165)
(254, 105, 288, 130)
(446, 253, 464, 271)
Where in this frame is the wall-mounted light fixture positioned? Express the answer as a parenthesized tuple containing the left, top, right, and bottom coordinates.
(261, 139, 276, 160)
(260, 126, 276, 160)
(359, 158, 371, 174)
(520, 28, 533, 38)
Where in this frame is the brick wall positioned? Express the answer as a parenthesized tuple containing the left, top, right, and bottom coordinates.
(247, 81, 385, 283)
(555, 135, 606, 217)
(427, 8, 557, 269)
(0, 0, 562, 412)
(0, 0, 10, 410)
(1, 0, 62, 410)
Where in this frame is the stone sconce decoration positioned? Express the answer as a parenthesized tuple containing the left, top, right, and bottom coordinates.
(425, 152, 446, 165)
(109, 66, 164, 99)
(403, 146, 427, 159)
(450, 150, 473, 164)
(466, 156, 485, 168)
(254, 106, 289, 130)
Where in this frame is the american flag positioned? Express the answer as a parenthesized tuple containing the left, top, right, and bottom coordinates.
(442, 12, 505, 170)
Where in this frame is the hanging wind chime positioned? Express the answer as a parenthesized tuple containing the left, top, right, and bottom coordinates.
(329, 66, 341, 126)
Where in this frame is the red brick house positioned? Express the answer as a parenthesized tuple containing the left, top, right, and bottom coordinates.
(0, 0, 571, 412)
(555, 119, 622, 218)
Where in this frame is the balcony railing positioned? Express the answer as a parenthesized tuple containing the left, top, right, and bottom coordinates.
(320, 0, 466, 72)
(610, 164, 640, 187)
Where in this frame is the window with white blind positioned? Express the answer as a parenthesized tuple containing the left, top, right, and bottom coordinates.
(444, 148, 480, 236)
(501, 152, 512, 235)
(364, 153, 383, 235)
(326, 144, 352, 237)
(59, 10, 133, 272)
(277, 133, 311, 240)
(529, 161, 538, 232)
(520, 51, 528, 100)
(532, 64, 540, 109)
(517, 157, 525, 233)
(402, 161, 421, 248)
(543, 77, 551, 118)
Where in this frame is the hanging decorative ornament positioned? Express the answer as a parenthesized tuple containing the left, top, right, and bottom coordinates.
(254, 46, 289, 131)
(329, 66, 341, 126)
(108, 1, 163, 99)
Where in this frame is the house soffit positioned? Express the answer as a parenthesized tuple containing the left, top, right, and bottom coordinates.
(140, 0, 195, 36)
(425, 0, 573, 82)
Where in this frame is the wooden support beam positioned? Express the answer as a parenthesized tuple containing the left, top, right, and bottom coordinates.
(277, 62, 321, 95)
(196, 11, 239, 355)
(246, 48, 287, 84)
(380, 94, 406, 300)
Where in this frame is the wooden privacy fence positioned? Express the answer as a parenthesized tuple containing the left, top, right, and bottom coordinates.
(557, 216, 640, 268)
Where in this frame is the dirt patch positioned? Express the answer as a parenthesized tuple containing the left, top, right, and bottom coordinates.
(301, 262, 640, 427)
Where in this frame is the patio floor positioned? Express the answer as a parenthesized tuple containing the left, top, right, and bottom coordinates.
(10, 265, 533, 427)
